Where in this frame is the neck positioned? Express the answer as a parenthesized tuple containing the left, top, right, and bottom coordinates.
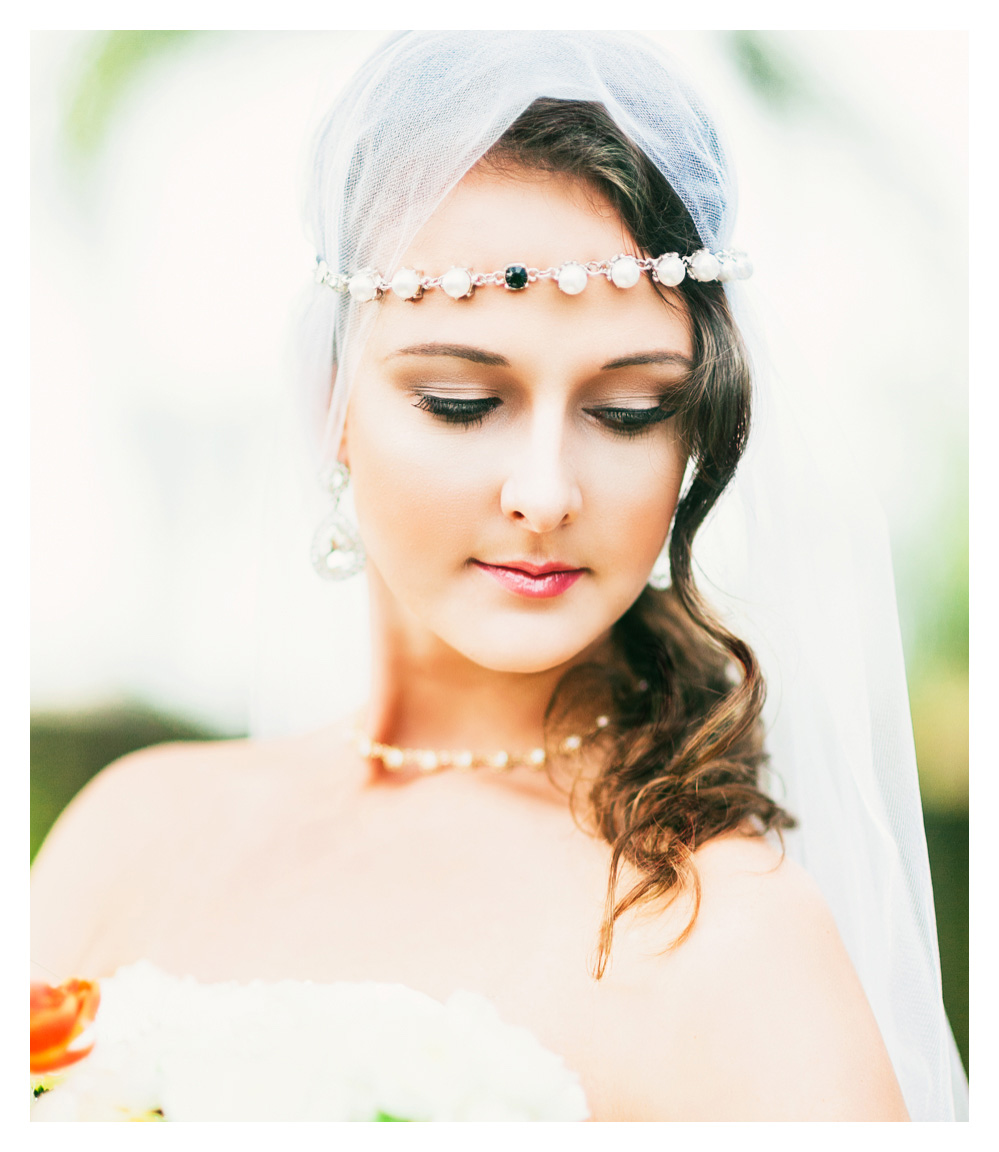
(360, 569, 613, 780)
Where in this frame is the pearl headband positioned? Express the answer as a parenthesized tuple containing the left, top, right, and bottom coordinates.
(314, 249, 753, 303)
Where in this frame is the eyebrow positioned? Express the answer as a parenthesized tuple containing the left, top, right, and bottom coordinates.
(599, 350, 693, 371)
(389, 343, 510, 367)
(389, 343, 693, 372)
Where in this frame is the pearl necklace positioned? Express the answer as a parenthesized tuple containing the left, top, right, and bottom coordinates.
(354, 715, 610, 775)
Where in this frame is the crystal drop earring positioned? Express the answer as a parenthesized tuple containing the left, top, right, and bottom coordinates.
(310, 463, 366, 580)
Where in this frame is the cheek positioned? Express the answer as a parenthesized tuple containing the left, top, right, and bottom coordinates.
(346, 402, 488, 576)
(584, 442, 686, 570)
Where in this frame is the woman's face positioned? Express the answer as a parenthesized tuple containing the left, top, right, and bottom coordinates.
(343, 165, 692, 674)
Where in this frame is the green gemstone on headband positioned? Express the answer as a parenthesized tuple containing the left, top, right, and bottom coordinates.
(504, 264, 529, 290)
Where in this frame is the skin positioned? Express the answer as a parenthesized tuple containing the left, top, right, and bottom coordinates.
(30, 165, 909, 1120)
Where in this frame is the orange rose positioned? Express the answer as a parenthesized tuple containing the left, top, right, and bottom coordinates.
(30, 978, 101, 1075)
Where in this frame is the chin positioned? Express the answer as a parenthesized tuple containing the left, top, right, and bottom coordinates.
(441, 622, 611, 676)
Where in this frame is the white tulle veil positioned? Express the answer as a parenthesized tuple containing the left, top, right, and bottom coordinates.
(252, 30, 967, 1120)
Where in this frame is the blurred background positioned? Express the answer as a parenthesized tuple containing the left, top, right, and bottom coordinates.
(30, 31, 968, 1070)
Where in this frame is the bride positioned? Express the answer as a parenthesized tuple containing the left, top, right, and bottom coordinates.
(30, 31, 964, 1121)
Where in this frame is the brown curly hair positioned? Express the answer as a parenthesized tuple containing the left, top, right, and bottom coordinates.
(486, 99, 796, 978)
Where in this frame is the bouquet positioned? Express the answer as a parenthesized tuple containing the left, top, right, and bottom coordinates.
(30, 962, 589, 1121)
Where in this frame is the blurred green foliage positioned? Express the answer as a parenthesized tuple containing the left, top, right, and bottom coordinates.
(901, 455, 969, 814)
(30, 705, 218, 862)
(924, 815, 968, 1073)
(64, 31, 203, 157)
(906, 456, 969, 675)
(724, 32, 819, 114)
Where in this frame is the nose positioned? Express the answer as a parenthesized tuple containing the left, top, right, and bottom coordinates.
(499, 411, 582, 533)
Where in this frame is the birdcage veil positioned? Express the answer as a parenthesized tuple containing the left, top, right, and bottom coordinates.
(256, 29, 967, 1119)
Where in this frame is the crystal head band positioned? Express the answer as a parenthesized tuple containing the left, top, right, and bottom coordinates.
(315, 248, 753, 303)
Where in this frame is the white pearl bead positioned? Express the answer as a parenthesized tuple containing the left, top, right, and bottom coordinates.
(556, 261, 588, 295)
(384, 747, 405, 769)
(491, 750, 509, 770)
(348, 271, 379, 302)
(390, 268, 423, 300)
(717, 259, 738, 283)
(441, 267, 473, 299)
(528, 748, 546, 766)
(652, 254, 685, 287)
(609, 255, 642, 289)
(687, 250, 721, 282)
(417, 750, 439, 771)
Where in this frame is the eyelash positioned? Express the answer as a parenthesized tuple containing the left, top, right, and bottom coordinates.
(413, 395, 502, 428)
(413, 393, 677, 436)
(592, 404, 678, 436)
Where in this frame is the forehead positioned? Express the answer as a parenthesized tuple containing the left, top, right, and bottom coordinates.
(406, 163, 631, 271)
(365, 165, 693, 367)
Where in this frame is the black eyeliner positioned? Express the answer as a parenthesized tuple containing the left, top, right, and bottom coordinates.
(587, 401, 678, 436)
(413, 394, 502, 426)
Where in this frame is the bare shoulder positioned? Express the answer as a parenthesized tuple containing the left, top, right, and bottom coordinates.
(30, 722, 354, 981)
(606, 831, 909, 1120)
(34, 735, 259, 872)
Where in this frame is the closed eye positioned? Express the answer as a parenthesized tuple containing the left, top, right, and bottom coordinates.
(586, 403, 678, 436)
(413, 394, 502, 427)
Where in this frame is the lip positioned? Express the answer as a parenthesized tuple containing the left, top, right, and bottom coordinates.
(472, 559, 586, 599)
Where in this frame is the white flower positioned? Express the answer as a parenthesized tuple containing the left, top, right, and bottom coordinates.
(31, 962, 589, 1122)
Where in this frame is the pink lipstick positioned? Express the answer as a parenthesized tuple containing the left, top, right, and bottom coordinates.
(472, 560, 585, 599)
